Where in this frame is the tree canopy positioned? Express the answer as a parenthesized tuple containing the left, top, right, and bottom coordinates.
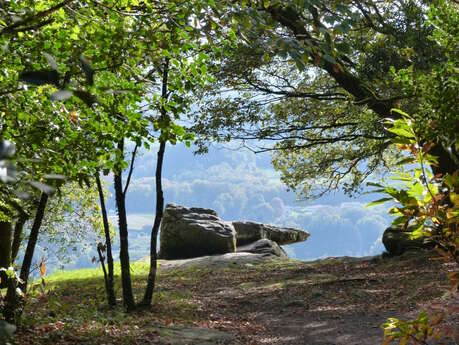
(191, 0, 458, 197)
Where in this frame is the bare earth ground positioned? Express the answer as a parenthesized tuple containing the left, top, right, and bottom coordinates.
(15, 251, 458, 345)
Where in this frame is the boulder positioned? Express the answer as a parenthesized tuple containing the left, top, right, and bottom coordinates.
(237, 239, 288, 258)
(159, 204, 236, 260)
(382, 227, 434, 255)
(232, 221, 309, 246)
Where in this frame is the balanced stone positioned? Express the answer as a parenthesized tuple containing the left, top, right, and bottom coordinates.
(232, 221, 309, 246)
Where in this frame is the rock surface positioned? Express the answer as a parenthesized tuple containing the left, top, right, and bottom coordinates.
(157, 252, 281, 270)
(159, 204, 236, 260)
(238, 239, 288, 258)
(382, 227, 434, 255)
(232, 221, 310, 245)
(154, 326, 232, 345)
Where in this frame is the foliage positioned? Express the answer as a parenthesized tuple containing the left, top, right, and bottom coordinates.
(0, 267, 23, 293)
(366, 5, 459, 332)
(35, 182, 107, 267)
(390, 1, 459, 150)
(191, 0, 458, 198)
(368, 112, 458, 344)
(368, 112, 458, 262)
(382, 311, 445, 345)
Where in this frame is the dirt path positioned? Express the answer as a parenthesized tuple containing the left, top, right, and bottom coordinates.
(14, 251, 457, 345)
(157, 251, 456, 345)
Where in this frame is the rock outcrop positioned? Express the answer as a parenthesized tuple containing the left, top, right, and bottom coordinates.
(232, 221, 310, 246)
(237, 239, 288, 258)
(382, 227, 434, 255)
(159, 204, 236, 260)
(159, 204, 310, 260)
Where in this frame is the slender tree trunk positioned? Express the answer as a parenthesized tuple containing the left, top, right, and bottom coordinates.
(142, 58, 169, 306)
(142, 141, 166, 305)
(11, 212, 28, 263)
(0, 221, 13, 289)
(97, 243, 109, 292)
(3, 192, 48, 324)
(95, 173, 116, 306)
(18, 193, 48, 292)
(114, 139, 136, 312)
(3, 277, 17, 324)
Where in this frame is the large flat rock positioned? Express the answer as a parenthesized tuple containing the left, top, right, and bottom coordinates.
(159, 204, 309, 261)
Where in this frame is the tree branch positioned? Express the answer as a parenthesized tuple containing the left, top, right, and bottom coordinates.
(244, 77, 348, 100)
(1, 0, 73, 36)
(264, 4, 396, 118)
(123, 142, 138, 196)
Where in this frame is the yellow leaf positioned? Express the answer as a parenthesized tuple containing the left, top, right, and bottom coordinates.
(450, 192, 459, 206)
(39, 259, 46, 278)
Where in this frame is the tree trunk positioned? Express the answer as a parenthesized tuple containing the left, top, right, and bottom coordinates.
(142, 58, 169, 306)
(95, 173, 116, 306)
(114, 139, 136, 312)
(11, 212, 28, 263)
(3, 192, 48, 324)
(3, 276, 18, 324)
(0, 221, 13, 289)
(142, 141, 166, 305)
(265, 5, 458, 176)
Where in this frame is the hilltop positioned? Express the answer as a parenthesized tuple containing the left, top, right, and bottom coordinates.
(14, 251, 456, 345)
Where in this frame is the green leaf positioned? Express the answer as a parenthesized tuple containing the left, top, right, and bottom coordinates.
(366, 197, 393, 207)
(409, 223, 425, 239)
(387, 127, 415, 138)
(366, 182, 385, 188)
(390, 108, 411, 118)
(408, 182, 424, 198)
(392, 216, 408, 226)
(395, 157, 415, 166)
